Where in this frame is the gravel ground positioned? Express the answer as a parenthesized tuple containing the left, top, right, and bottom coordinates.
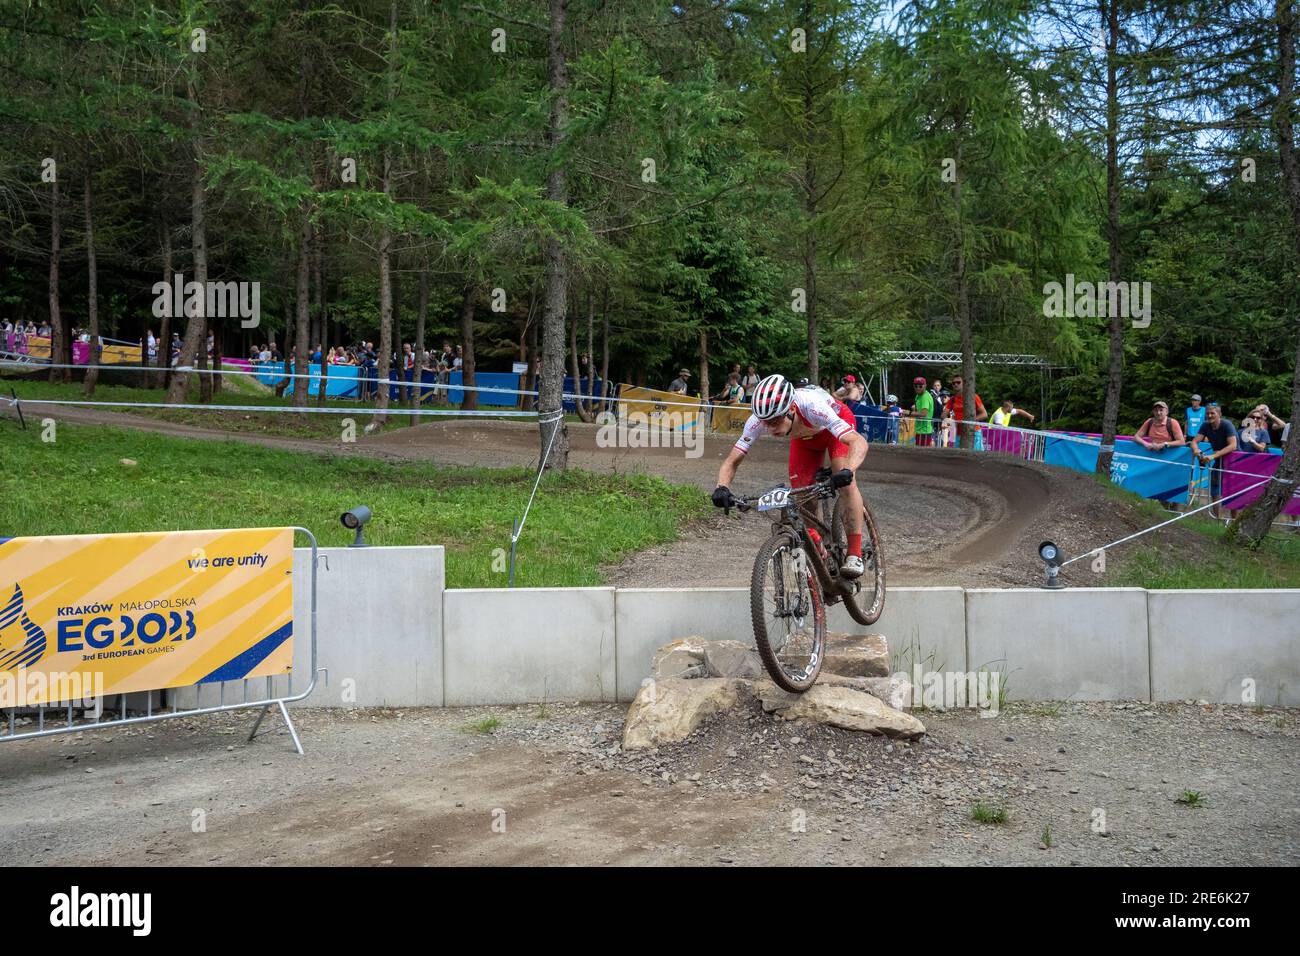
(2, 701, 1295, 866)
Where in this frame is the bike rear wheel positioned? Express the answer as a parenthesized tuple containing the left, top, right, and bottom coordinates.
(831, 497, 886, 626)
(750, 531, 826, 693)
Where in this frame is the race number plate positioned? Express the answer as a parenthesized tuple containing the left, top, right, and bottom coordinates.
(756, 487, 790, 511)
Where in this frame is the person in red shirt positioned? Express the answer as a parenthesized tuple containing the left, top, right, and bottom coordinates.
(944, 374, 987, 448)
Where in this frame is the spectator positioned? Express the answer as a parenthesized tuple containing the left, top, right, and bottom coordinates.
(453, 345, 463, 371)
(990, 399, 1035, 428)
(1255, 404, 1291, 446)
(884, 394, 902, 444)
(1238, 411, 1271, 453)
(1185, 394, 1206, 441)
(909, 376, 936, 447)
(741, 364, 760, 400)
(1134, 400, 1184, 452)
(944, 374, 987, 448)
(668, 368, 692, 394)
(713, 372, 745, 405)
(834, 374, 863, 403)
(1189, 403, 1238, 519)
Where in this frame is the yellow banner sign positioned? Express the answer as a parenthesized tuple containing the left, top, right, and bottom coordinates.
(0, 528, 293, 706)
(617, 385, 702, 431)
(710, 404, 752, 435)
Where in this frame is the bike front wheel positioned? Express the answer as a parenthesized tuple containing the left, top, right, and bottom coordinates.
(751, 531, 826, 693)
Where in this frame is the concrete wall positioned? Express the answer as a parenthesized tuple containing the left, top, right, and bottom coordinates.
(172, 548, 1297, 709)
(1147, 590, 1300, 705)
(443, 587, 616, 705)
(831, 587, 968, 675)
(614, 588, 749, 700)
(175, 545, 445, 711)
(965, 588, 1151, 700)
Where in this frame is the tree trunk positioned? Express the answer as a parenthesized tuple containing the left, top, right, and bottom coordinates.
(83, 167, 101, 396)
(699, 328, 710, 407)
(526, 292, 539, 410)
(1231, 0, 1300, 545)
(538, 0, 571, 469)
(600, 291, 610, 414)
(372, 0, 397, 426)
(168, 84, 208, 406)
(158, 218, 172, 390)
(584, 291, 596, 416)
(410, 266, 428, 421)
(953, 128, 975, 449)
(47, 174, 66, 383)
(460, 286, 478, 412)
(376, 211, 393, 422)
(1097, 0, 1124, 475)
(293, 215, 311, 408)
(315, 225, 329, 407)
(568, 297, 591, 422)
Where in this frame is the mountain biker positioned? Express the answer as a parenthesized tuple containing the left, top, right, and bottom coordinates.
(710, 373, 869, 578)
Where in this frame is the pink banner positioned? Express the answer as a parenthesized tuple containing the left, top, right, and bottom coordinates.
(1220, 451, 1300, 515)
(983, 426, 1024, 456)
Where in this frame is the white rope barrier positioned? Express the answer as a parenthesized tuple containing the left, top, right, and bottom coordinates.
(1059, 476, 1276, 568)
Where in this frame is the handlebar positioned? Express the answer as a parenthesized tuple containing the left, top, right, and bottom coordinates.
(726, 476, 836, 516)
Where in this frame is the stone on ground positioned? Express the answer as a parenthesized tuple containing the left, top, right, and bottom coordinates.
(622, 677, 745, 750)
(821, 632, 890, 678)
(816, 672, 914, 710)
(650, 637, 708, 681)
(702, 640, 765, 680)
(755, 679, 925, 739)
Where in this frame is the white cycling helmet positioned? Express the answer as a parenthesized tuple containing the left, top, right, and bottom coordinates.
(752, 373, 795, 420)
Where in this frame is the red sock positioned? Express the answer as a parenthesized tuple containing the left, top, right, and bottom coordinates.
(848, 533, 862, 558)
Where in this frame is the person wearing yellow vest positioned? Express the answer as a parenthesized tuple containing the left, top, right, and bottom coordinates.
(990, 399, 1035, 427)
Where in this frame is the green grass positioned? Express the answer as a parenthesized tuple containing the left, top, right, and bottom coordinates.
(1096, 473, 1300, 588)
(0, 423, 707, 588)
(971, 802, 1008, 825)
(1, 372, 546, 441)
(463, 716, 502, 735)
(1176, 789, 1207, 808)
(1040, 824, 1053, 848)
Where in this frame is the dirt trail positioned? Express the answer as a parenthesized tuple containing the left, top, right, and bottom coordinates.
(33, 405, 1191, 588)
(1, 701, 1294, 867)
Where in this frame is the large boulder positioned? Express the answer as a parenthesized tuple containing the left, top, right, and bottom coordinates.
(702, 640, 766, 680)
(755, 680, 925, 739)
(817, 672, 914, 711)
(621, 677, 744, 750)
(821, 632, 890, 678)
(650, 638, 709, 681)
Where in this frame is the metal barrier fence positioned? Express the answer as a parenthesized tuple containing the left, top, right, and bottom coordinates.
(0, 526, 323, 755)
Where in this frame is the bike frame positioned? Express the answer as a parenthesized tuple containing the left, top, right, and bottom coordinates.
(760, 481, 843, 608)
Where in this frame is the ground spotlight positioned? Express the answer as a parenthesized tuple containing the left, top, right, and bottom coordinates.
(1038, 540, 1064, 589)
(341, 505, 372, 548)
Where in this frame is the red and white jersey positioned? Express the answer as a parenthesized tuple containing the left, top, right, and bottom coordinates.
(733, 387, 854, 455)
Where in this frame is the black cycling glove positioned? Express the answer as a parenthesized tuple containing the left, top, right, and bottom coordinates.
(831, 468, 854, 488)
(711, 485, 734, 508)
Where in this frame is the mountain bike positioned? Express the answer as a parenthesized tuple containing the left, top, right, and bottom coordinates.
(729, 467, 885, 693)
